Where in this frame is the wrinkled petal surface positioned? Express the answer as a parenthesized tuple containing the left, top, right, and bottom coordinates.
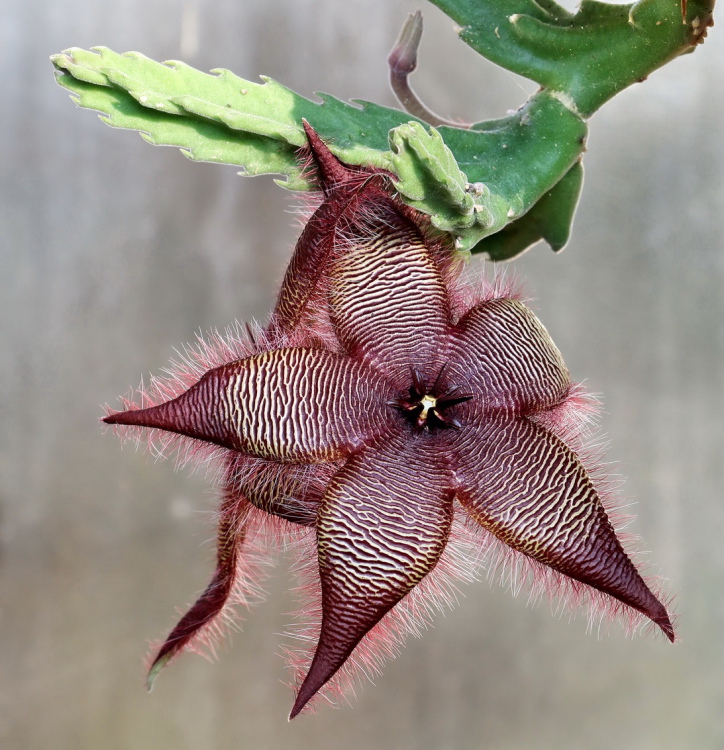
(105, 126, 676, 717)
(454, 415, 674, 639)
(452, 298, 569, 413)
(270, 123, 380, 337)
(105, 348, 393, 463)
(290, 428, 454, 717)
(270, 182, 368, 337)
(328, 194, 451, 388)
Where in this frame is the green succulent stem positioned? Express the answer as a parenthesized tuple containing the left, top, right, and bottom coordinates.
(51, 0, 713, 259)
(430, 0, 714, 118)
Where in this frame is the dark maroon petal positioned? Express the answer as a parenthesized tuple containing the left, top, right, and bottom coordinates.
(229, 456, 331, 528)
(244, 471, 321, 527)
(269, 177, 374, 338)
(452, 298, 569, 414)
(290, 430, 454, 718)
(454, 415, 674, 640)
(328, 193, 452, 389)
(104, 348, 393, 463)
(301, 120, 362, 196)
(269, 124, 381, 338)
(147, 487, 246, 688)
(270, 193, 347, 338)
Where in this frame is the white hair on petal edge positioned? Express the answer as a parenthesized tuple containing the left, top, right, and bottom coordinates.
(102, 320, 290, 475)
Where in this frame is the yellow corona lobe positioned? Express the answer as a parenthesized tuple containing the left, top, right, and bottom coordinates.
(419, 394, 437, 421)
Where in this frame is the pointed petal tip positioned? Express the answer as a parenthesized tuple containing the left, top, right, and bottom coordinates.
(146, 652, 172, 692)
(288, 683, 318, 720)
(656, 613, 676, 643)
(288, 655, 338, 720)
(300, 117, 314, 139)
(300, 119, 352, 193)
(102, 406, 155, 428)
(288, 678, 317, 720)
(301, 120, 329, 160)
(617, 583, 676, 644)
(642, 595, 675, 643)
(288, 700, 305, 721)
(102, 401, 187, 434)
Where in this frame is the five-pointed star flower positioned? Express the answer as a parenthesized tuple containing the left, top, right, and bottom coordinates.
(104, 124, 674, 718)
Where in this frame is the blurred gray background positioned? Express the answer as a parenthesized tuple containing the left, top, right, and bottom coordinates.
(1, 1, 722, 748)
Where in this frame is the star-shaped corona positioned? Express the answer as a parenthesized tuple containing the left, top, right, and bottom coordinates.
(104, 123, 674, 718)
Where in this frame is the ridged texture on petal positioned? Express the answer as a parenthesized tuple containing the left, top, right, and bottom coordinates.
(105, 348, 393, 463)
(269, 123, 379, 338)
(328, 195, 451, 387)
(453, 298, 569, 413)
(104, 126, 675, 717)
(454, 415, 674, 640)
(290, 430, 454, 717)
(270, 183, 367, 338)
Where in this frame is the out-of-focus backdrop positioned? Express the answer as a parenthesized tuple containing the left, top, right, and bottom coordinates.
(2, 1, 722, 747)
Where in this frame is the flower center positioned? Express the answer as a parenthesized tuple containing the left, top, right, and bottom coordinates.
(390, 365, 472, 431)
(418, 394, 437, 422)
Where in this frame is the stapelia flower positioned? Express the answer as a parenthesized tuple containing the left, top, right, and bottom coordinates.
(104, 123, 674, 718)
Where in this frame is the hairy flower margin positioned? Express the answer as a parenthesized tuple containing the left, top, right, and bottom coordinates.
(104, 123, 674, 718)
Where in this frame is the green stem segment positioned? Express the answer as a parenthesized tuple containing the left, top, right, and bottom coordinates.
(50, 0, 713, 259)
(430, 0, 713, 118)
